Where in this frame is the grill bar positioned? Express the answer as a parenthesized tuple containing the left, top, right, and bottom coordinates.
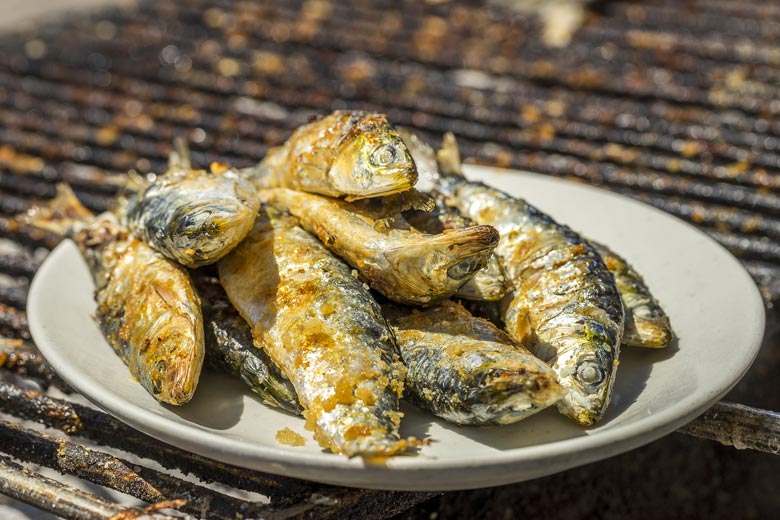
(0, 342, 68, 391)
(0, 382, 437, 517)
(0, 454, 184, 520)
(679, 402, 780, 454)
(0, 419, 278, 520)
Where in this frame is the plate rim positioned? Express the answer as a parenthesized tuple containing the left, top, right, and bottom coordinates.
(28, 165, 766, 490)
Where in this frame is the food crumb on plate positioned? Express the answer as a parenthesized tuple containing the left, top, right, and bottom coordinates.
(276, 427, 306, 447)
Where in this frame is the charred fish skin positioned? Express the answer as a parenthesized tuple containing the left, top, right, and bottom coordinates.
(19, 185, 204, 405)
(248, 111, 418, 200)
(405, 197, 508, 302)
(384, 301, 563, 426)
(193, 274, 301, 414)
(259, 188, 499, 306)
(218, 207, 414, 457)
(126, 144, 259, 268)
(591, 242, 673, 348)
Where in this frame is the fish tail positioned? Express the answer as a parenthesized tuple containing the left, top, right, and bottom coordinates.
(14, 183, 93, 238)
(436, 132, 465, 178)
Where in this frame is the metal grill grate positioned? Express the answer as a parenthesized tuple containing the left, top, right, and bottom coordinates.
(0, 0, 779, 518)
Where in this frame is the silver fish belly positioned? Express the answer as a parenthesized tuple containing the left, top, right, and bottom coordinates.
(218, 207, 415, 457)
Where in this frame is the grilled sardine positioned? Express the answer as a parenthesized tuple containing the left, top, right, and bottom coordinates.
(218, 207, 416, 457)
(258, 188, 499, 305)
(435, 134, 624, 426)
(18, 185, 204, 405)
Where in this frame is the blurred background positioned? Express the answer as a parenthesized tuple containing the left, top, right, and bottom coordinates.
(0, 0, 779, 518)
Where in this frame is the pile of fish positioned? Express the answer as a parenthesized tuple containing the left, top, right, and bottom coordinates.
(16, 111, 673, 458)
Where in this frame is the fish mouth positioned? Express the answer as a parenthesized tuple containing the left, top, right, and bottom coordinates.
(343, 171, 417, 201)
(439, 225, 500, 278)
(144, 342, 203, 406)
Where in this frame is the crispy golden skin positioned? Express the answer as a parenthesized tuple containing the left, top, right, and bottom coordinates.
(218, 207, 416, 457)
(193, 273, 301, 413)
(246, 111, 417, 200)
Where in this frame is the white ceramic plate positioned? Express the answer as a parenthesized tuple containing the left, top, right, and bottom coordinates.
(28, 166, 765, 491)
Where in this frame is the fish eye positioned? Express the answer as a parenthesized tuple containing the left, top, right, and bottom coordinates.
(576, 361, 605, 388)
(370, 144, 397, 167)
(447, 258, 480, 280)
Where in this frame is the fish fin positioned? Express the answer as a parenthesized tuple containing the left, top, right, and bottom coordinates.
(14, 183, 93, 237)
(168, 138, 192, 171)
(122, 171, 150, 194)
(245, 146, 290, 188)
(436, 132, 465, 178)
(350, 189, 434, 214)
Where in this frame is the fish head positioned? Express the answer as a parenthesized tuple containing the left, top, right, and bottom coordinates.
(142, 330, 203, 405)
(554, 338, 617, 426)
(386, 225, 500, 304)
(329, 126, 418, 199)
(163, 175, 259, 267)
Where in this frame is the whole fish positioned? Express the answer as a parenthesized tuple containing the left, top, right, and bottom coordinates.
(246, 111, 417, 200)
(258, 188, 499, 305)
(18, 185, 204, 405)
(405, 198, 508, 301)
(218, 207, 416, 457)
(193, 273, 301, 413)
(433, 133, 624, 426)
(591, 241, 673, 348)
(384, 301, 563, 425)
(125, 141, 259, 268)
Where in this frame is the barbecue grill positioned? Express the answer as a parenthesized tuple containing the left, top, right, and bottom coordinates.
(1, 0, 778, 518)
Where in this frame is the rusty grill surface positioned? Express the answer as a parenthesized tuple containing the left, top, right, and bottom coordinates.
(1, 0, 780, 518)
